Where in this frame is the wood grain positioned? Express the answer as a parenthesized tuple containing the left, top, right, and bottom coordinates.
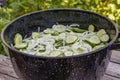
(102, 75, 120, 80)
(106, 62, 120, 78)
(110, 50, 120, 64)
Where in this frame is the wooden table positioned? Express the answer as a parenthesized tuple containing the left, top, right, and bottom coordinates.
(0, 50, 120, 80)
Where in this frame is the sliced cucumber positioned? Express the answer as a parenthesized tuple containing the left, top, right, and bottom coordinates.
(14, 33, 23, 45)
(43, 28, 55, 34)
(88, 24, 95, 32)
(36, 52, 48, 56)
(93, 44, 105, 50)
(77, 47, 84, 53)
(52, 31, 59, 36)
(100, 34, 109, 42)
(68, 27, 86, 33)
(53, 24, 66, 32)
(64, 51, 73, 56)
(59, 32, 67, 39)
(49, 50, 64, 57)
(14, 43, 27, 49)
(32, 32, 41, 39)
(73, 53, 81, 55)
(54, 39, 63, 48)
(88, 35, 100, 44)
(13, 24, 110, 57)
(66, 35, 78, 44)
(39, 47, 46, 52)
(48, 39, 55, 43)
(84, 40, 96, 48)
(97, 29, 106, 37)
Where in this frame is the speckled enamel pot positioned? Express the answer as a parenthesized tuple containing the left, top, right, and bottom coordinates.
(1, 9, 120, 80)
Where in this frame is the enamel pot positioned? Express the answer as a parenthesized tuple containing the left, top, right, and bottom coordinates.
(1, 9, 120, 80)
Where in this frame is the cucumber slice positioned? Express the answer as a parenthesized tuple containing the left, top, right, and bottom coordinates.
(100, 34, 109, 42)
(32, 32, 41, 39)
(68, 27, 86, 33)
(88, 35, 100, 44)
(48, 39, 55, 44)
(83, 40, 95, 47)
(39, 46, 46, 52)
(34, 45, 46, 52)
(97, 29, 106, 37)
(43, 28, 55, 34)
(93, 44, 105, 50)
(36, 52, 48, 56)
(77, 47, 84, 53)
(53, 24, 66, 32)
(64, 51, 73, 56)
(49, 50, 64, 57)
(88, 24, 95, 32)
(59, 32, 67, 39)
(52, 31, 59, 36)
(54, 39, 63, 48)
(73, 53, 81, 55)
(14, 43, 27, 49)
(66, 35, 78, 44)
(14, 33, 22, 45)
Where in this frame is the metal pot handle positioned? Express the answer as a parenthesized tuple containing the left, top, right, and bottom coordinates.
(110, 33, 120, 50)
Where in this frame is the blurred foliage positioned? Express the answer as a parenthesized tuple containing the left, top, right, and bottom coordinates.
(0, 0, 120, 55)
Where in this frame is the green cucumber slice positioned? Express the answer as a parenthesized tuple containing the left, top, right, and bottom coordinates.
(14, 33, 22, 45)
(97, 29, 106, 37)
(73, 53, 81, 55)
(59, 32, 67, 37)
(43, 28, 55, 34)
(32, 32, 41, 39)
(100, 34, 109, 42)
(14, 43, 27, 49)
(39, 46, 46, 52)
(88, 24, 95, 32)
(52, 31, 59, 36)
(66, 35, 78, 44)
(49, 50, 64, 57)
(88, 35, 100, 44)
(54, 39, 63, 48)
(64, 51, 73, 56)
(53, 24, 66, 32)
(36, 52, 48, 56)
(93, 44, 105, 50)
(77, 47, 84, 53)
(68, 27, 86, 33)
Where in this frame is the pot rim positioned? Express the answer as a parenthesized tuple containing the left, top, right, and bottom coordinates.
(1, 8, 119, 59)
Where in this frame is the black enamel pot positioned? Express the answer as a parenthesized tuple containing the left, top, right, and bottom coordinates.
(1, 9, 120, 80)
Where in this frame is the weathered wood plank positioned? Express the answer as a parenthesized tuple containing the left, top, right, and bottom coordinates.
(111, 50, 120, 64)
(0, 55, 12, 68)
(0, 73, 18, 80)
(0, 64, 19, 78)
(106, 62, 120, 78)
(102, 75, 120, 80)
